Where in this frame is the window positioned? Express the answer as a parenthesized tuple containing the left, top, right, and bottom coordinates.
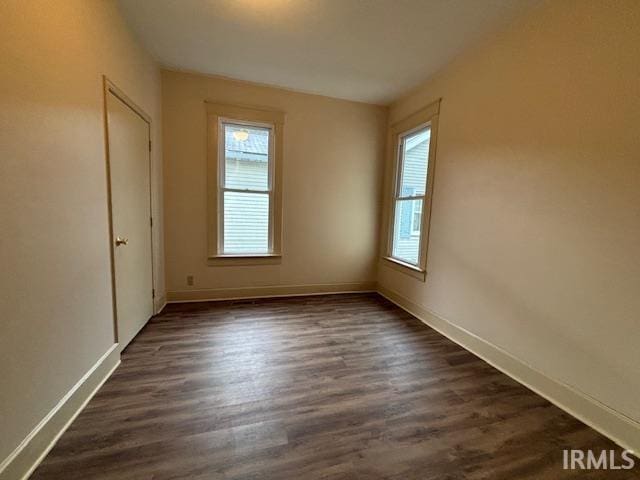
(391, 127, 430, 265)
(206, 102, 284, 265)
(222, 123, 271, 254)
(384, 100, 440, 279)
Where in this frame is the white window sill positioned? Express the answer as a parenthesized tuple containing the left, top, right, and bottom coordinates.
(382, 256, 426, 281)
(208, 253, 282, 266)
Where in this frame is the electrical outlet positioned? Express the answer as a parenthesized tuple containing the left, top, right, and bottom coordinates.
(186, 275, 194, 286)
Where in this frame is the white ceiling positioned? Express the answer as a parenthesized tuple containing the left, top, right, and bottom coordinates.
(118, 0, 538, 105)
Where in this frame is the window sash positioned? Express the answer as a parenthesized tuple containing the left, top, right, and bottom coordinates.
(222, 191, 271, 254)
(218, 119, 275, 254)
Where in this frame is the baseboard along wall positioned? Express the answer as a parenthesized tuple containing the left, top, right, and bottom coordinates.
(0, 345, 121, 480)
(377, 285, 640, 456)
(166, 282, 377, 303)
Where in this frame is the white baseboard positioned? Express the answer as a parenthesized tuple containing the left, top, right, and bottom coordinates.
(0, 344, 121, 480)
(377, 285, 640, 455)
(167, 282, 377, 303)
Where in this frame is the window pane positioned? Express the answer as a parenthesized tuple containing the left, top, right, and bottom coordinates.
(224, 124, 269, 191)
(223, 191, 269, 253)
(399, 127, 430, 197)
(392, 199, 422, 265)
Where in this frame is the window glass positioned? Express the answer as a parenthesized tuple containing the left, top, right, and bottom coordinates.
(223, 191, 269, 253)
(399, 128, 430, 197)
(392, 198, 422, 265)
(411, 201, 422, 235)
(224, 124, 269, 191)
(221, 122, 272, 254)
(390, 126, 431, 267)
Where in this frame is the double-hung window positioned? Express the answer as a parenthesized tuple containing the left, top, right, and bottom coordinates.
(206, 102, 284, 265)
(221, 122, 272, 254)
(384, 100, 440, 279)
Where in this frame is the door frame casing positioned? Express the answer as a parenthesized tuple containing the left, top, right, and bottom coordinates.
(101, 76, 155, 344)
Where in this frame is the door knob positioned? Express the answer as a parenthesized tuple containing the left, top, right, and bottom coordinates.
(115, 236, 129, 246)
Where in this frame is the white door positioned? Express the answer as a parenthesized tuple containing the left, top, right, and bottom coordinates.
(106, 90, 154, 350)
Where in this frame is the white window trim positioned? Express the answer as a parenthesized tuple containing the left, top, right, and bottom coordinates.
(206, 101, 285, 266)
(382, 99, 440, 281)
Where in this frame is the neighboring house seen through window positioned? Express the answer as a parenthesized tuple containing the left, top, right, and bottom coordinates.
(411, 200, 422, 236)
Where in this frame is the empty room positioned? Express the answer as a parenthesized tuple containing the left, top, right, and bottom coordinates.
(1, 0, 639, 478)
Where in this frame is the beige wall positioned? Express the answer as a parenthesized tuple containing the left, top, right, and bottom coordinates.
(379, 0, 640, 423)
(3, 0, 637, 467)
(0, 0, 163, 463)
(162, 70, 387, 298)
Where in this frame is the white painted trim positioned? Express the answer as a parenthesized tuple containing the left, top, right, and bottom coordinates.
(377, 285, 640, 456)
(155, 294, 167, 315)
(167, 282, 376, 303)
(0, 344, 121, 480)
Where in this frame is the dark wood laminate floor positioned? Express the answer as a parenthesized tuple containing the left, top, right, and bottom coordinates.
(32, 293, 637, 479)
